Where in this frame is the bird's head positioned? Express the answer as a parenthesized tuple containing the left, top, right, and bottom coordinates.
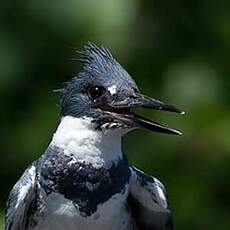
(56, 43, 183, 135)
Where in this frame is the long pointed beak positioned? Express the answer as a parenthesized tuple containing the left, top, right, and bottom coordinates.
(131, 94, 184, 114)
(108, 93, 184, 135)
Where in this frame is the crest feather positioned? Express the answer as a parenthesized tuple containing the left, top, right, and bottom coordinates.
(75, 42, 115, 73)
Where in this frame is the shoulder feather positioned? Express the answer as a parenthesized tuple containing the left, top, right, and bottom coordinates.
(5, 164, 37, 230)
(128, 166, 173, 230)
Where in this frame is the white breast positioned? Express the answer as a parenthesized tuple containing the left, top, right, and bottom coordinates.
(51, 116, 124, 168)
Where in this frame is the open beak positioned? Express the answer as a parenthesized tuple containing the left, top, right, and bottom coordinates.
(106, 93, 184, 135)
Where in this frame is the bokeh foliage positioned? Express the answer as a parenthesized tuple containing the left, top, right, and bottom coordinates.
(1, 0, 230, 229)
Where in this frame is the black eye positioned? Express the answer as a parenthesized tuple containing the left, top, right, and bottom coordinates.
(87, 86, 105, 100)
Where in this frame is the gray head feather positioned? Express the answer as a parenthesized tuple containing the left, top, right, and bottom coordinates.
(56, 42, 139, 119)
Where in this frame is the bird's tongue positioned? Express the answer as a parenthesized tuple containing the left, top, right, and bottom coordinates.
(108, 107, 134, 118)
(121, 110, 134, 118)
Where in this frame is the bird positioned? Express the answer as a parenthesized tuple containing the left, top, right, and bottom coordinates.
(5, 42, 183, 230)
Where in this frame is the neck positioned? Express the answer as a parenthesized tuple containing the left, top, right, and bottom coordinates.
(51, 116, 123, 168)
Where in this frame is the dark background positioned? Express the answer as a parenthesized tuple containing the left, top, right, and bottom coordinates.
(1, 0, 230, 229)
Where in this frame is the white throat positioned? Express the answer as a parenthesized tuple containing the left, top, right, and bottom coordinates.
(51, 116, 124, 168)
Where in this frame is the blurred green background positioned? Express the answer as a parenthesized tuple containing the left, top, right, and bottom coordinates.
(1, 0, 230, 229)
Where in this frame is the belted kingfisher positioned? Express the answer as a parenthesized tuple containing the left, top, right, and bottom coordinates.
(5, 43, 183, 230)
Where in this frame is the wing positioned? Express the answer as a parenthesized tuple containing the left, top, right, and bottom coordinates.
(128, 166, 173, 230)
(5, 164, 37, 230)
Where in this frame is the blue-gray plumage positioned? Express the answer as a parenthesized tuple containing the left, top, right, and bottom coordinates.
(5, 42, 183, 230)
